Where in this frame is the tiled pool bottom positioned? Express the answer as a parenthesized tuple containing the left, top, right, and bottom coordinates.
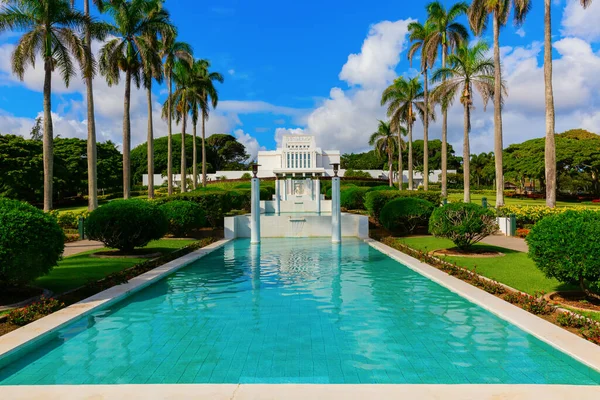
(1, 238, 600, 385)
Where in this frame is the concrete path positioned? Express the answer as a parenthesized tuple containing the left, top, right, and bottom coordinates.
(63, 240, 104, 257)
(481, 234, 528, 253)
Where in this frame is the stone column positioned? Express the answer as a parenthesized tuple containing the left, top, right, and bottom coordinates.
(251, 177, 261, 244)
(275, 177, 281, 215)
(331, 176, 341, 243)
(315, 178, 321, 214)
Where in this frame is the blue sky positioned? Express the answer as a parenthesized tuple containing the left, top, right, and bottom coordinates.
(0, 0, 599, 159)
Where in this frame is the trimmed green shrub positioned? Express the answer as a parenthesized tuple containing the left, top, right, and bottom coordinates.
(380, 197, 435, 234)
(241, 172, 252, 180)
(526, 210, 600, 296)
(340, 187, 370, 210)
(85, 199, 168, 252)
(365, 190, 442, 221)
(428, 203, 498, 250)
(0, 199, 65, 285)
(163, 191, 232, 227)
(344, 169, 372, 178)
(159, 201, 206, 237)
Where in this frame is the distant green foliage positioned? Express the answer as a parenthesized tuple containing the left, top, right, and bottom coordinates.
(0, 199, 64, 285)
(380, 197, 434, 234)
(344, 169, 372, 179)
(85, 200, 168, 252)
(159, 201, 206, 237)
(241, 172, 252, 180)
(340, 187, 370, 210)
(428, 203, 498, 250)
(526, 210, 600, 295)
(365, 190, 442, 221)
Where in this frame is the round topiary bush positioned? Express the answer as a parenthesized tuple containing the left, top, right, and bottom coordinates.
(85, 199, 168, 252)
(340, 187, 370, 210)
(0, 199, 64, 285)
(526, 210, 600, 298)
(380, 197, 435, 234)
(428, 202, 498, 250)
(159, 200, 206, 237)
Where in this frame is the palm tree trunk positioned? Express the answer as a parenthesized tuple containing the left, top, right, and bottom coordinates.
(493, 12, 504, 207)
(441, 43, 448, 198)
(147, 84, 154, 199)
(463, 103, 471, 203)
(123, 69, 132, 199)
(202, 113, 207, 187)
(43, 60, 54, 212)
(84, 0, 97, 211)
(388, 148, 393, 187)
(423, 67, 429, 191)
(167, 72, 173, 196)
(408, 121, 414, 190)
(398, 127, 403, 189)
(181, 104, 187, 193)
(544, 0, 556, 208)
(192, 120, 197, 190)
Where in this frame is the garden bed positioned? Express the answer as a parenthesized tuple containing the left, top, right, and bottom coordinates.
(431, 248, 504, 258)
(548, 291, 600, 312)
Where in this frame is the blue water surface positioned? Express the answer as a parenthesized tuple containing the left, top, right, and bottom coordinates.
(1, 238, 600, 385)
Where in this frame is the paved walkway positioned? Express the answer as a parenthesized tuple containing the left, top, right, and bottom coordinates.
(481, 234, 528, 253)
(63, 240, 104, 257)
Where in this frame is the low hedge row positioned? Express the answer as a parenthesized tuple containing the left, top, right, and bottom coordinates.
(366, 190, 443, 222)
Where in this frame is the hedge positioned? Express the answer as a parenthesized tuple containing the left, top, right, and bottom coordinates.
(159, 201, 206, 236)
(365, 190, 443, 222)
(380, 197, 434, 234)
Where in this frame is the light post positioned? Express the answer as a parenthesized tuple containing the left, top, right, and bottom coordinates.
(250, 163, 261, 244)
(331, 163, 341, 243)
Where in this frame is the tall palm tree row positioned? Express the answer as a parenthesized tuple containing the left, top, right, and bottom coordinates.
(543, 0, 592, 207)
(425, 1, 469, 198)
(369, 121, 402, 187)
(407, 20, 437, 191)
(99, 0, 174, 200)
(468, 0, 530, 207)
(431, 40, 502, 202)
(0, 0, 108, 211)
(381, 77, 431, 191)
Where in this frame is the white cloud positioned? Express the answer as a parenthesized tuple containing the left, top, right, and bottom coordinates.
(561, 0, 600, 41)
(274, 127, 306, 147)
(515, 28, 526, 38)
(234, 129, 265, 161)
(228, 69, 235, 75)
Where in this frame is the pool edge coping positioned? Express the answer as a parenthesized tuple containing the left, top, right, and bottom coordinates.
(0, 239, 232, 363)
(366, 238, 600, 375)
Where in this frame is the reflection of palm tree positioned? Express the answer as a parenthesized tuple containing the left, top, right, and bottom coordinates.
(369, 120, 401, 187)
(426, 1, 469, 197)
(431, 41, 502, 202)
(468, 0, 530, 207)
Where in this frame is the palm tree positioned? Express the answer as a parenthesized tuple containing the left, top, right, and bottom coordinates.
(408, 20, 437, 191)
(469, 0, 530, 207)
(426, 1, 469, 198)
(369, 120, 401, 187)
(141, 7, 164, 199)
(431, 41, 502, 203)
(70, 0, 105, 211)
(99, 0, 174, 199)
(381, 77, 430, 191)
(193, 59, 224, 188)
(160, 34, 192, 195)
(0, 0, 103, 211)
(544, 0, 592, 207)
(163, 60, 201, 193)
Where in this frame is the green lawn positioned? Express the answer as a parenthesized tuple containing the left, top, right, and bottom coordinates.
(34, 239, 197, 294)
(446, 192, 600, 208)
(395, 236, 576, 295)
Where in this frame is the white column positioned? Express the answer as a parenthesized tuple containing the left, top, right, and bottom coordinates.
(251, 177, 261, 244)
(331, 177, 341, 243)
(315, 178, 321, 214)
(275, 178, 281, 215)
(283, 178, 288, 201)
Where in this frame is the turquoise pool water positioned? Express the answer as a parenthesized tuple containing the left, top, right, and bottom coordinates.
(1, 238, 600, 385)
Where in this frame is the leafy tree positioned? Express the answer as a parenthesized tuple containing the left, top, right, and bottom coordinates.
(468, 0, 531, 207)
(206, 134, 249, 171)
(408, 20, 437, 190)
(100, 0, 174, 199)
(30, 117, 42, 141)
(341, 151, 384, 170)
(0, 135, 43, 203)
(470, 152, 495, 188)
(0, 0, 106, 210)
(369, 120, 401, 187)
(426, 1, 469, 197)
(411, 140, 462, 173)
(431, 40, 500, 202)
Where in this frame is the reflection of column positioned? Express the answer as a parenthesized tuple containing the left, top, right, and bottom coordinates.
(315, 178, 321, 214)
(275, 177, 281, 215)
(251, 177, 261, 244)
(332, 177, 341, 243)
